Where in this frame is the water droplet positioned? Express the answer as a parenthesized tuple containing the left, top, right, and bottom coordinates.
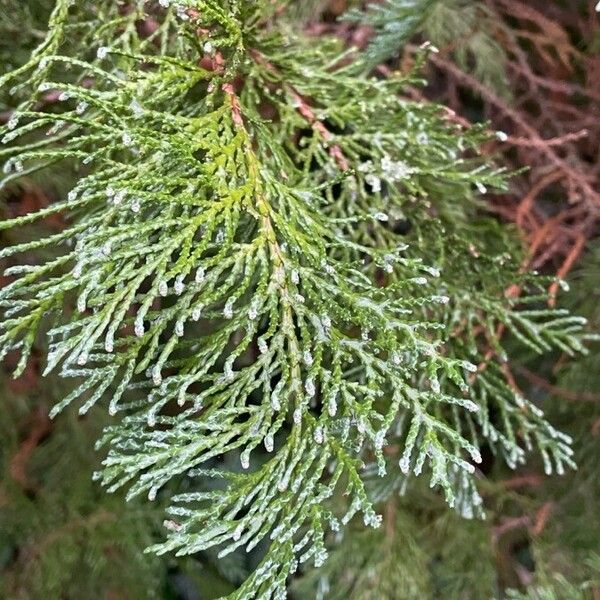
(175, 320, 184, 337)
(240, 451, 250, 470)
(416, 132, 429, 145)
(328, 398, 337, 416)
(174, 275, 185, 295)
(366, 174, 382, 193)
(423, 266, 440, 277)
(321, 260, 335, 275)
(177, 388, 186, 406)
(381, 155, 413, 180)
(232, 524, 243, 541)
(293, 408, 302, 424)
(113, 189, 126, 205)
(76, 101, 88, 115)
(399, 456, 410, 474)
(271, 394, 281, 411)
(130, 99, 144, 118)
(223, 299, 234, 319)
(134, 317, 145, 338)
(471, 448, 482, 464)
(305, 379, 316, 398)
(264, 434, 274, 452)
(224, 360, 234, 380)
(314, 426, 324, 444)
(105, 332, 114, 353)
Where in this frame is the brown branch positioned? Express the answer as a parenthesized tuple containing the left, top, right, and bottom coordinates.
(548, 234, 586, 306)
(222, 82, 244, 127)
(507, 129, 589, 149)
(9, 406, 52, 492)
(501, 474, 544, 490)
(516, 365, 600, 403)
(249, 48, 350, 171)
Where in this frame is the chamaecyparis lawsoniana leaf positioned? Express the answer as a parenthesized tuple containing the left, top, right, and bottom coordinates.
(0, 1, 592, 597)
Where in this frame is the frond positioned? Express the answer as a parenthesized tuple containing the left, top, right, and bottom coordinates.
(0, 1, 591, 596)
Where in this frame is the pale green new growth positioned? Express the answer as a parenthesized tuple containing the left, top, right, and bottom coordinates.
(0, 1, 590, 597)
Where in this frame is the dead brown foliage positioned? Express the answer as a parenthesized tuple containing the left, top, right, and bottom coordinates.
(426, 1, 599, 294)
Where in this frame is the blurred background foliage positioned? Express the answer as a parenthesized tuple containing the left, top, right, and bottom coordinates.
(1, 0, 599, 598)
(0, 0, 55, 108)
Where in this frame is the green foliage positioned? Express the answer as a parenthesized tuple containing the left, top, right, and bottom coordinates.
(294, 483, 497, 599)
(423, 0, 510, 98)
(510, 246, 600, 598)
(0, 380, 167, 599)
(0, 0, 54, 109)
(283, 0, 334, 24)
(347, 0, 509, 97)
(345, 0, 439, 66)
(0, 1, 592, 597)
(505, 554, 600, 600)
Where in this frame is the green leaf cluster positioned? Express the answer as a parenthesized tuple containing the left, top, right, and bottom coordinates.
(0, 2, 592, 597)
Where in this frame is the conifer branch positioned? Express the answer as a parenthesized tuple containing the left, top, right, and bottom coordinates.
(0, 1, 593, 596)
